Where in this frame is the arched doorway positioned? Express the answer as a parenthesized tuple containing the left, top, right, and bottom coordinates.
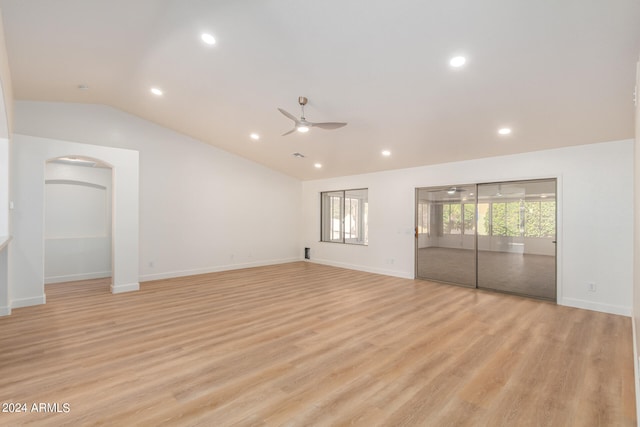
(44, 156, 113, 292)
(8, 136, 139, 310)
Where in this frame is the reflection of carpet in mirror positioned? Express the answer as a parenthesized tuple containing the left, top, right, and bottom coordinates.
(417, 247, 555, 300)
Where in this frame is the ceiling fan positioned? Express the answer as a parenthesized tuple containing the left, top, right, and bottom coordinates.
(425, 187, 466, 195)
(278, 96, 347, 136)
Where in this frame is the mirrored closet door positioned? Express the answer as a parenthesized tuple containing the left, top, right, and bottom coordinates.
(415, 185, 476, 287)
(476, 179, 556, 300)
(416, 179, 557, 301)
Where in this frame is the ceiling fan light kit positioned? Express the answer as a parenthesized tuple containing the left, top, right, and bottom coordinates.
(278, 96, 347, 136)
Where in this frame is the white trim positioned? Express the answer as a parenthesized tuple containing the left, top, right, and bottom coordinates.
(0, 305, 10, 316)
(309, 258, 414, 280)
(555, 175, 564, 305)
(110, 282, 140, 294)
(559, 297, 631, 317)
(11, 294, 46, 309)
(310, 259, 633, 316)
(45, 271, 111, 284)
(632, 318, 640, 426)
(139, 258, 302, 282)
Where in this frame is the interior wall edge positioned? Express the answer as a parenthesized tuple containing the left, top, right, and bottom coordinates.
(111, 282, 139, 294)
(45, 271, 111, 284)
(308, 258, 414, 280)
(560, 297, 631, 317)
(632, 56, 640, 423)
(632, 317, 640, 424)
(11, 294, 45, 309)
(138, 257, 303, 283)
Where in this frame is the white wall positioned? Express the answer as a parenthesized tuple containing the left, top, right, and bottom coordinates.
(14, 101, 302, 284)
(632, 58, 640, 421)
(10, 136, 139, 307)
(44, 162, 112, 283)
(302, 139, 634, 316)
(0, 137, 7, 236)
(0, 10, 13, 316)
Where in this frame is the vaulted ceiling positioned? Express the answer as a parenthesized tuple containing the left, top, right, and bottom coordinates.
(1, 0, 639, 180)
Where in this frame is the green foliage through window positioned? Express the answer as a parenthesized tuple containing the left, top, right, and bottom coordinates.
(439, 200, 555, 238)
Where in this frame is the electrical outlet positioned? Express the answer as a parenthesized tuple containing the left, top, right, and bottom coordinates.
(588, 282, 596, 292)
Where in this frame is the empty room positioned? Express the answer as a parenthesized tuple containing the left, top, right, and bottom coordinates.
(1, 1, 640, 425)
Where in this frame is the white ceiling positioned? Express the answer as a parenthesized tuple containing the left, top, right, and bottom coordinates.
(1, 0, 639, 180)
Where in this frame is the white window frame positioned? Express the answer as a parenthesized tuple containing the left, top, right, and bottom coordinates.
(321, 188, 368, 245)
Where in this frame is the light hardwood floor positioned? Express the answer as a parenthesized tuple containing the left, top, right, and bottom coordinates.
(0, 262, 635, 426)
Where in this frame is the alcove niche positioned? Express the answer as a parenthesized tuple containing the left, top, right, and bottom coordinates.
(9, 135, 139, 309)
(45, 156, 113, 284)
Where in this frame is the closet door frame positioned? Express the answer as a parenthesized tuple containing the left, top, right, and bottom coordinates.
(415, 177, 560, 303)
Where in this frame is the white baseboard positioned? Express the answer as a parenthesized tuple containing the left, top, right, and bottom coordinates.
(309, 258, 414, 280)
(111, 282, 140, 294)
(560, 297, 631, 316)
(632, 318, 640, 425)
(0, 305, 10, 316)
(139, 257, 301, 282)
(45, 271, 111, 284)
(11, 294, 46, 309)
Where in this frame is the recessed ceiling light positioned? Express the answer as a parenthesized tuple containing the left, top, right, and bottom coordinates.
(150, 87, 163, 96)
(314, 163, 322, 169)
(250, 133, 260, 140)
(450, 56, 466, 67)
(498, 127, 512, 135)
(201, 33, 216, 45)
(381, 150, 391, 156)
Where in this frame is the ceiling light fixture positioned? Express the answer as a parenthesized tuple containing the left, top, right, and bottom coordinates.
(314, 163, 322, 169)
(381, 150, 391, 156)
(250, 133, 260, 140)
(296, 125, 310, 133)
(150, 87, 163, 96)
(498, 127, 512, 135)
(450, 56, 466, 68)
(201, 33, 216, 45)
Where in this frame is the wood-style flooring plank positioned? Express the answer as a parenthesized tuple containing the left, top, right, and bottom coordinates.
(0, 262, 634, 426)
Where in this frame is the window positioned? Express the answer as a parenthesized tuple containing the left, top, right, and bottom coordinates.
(439, 202, 475, 235)
(524, 200, 556, 238)
(321, 189, 368, 245)
(480, 199, 555, 238)
(417, 202, 430, 235)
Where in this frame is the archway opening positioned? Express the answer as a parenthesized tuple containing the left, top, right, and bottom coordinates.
(44, 155, 113, 295)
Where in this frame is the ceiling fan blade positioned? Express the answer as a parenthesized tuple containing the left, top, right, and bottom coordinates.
(310, 122, 347, 130)
(282, 128, 297, 136)
(278, 108, 300, 124)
